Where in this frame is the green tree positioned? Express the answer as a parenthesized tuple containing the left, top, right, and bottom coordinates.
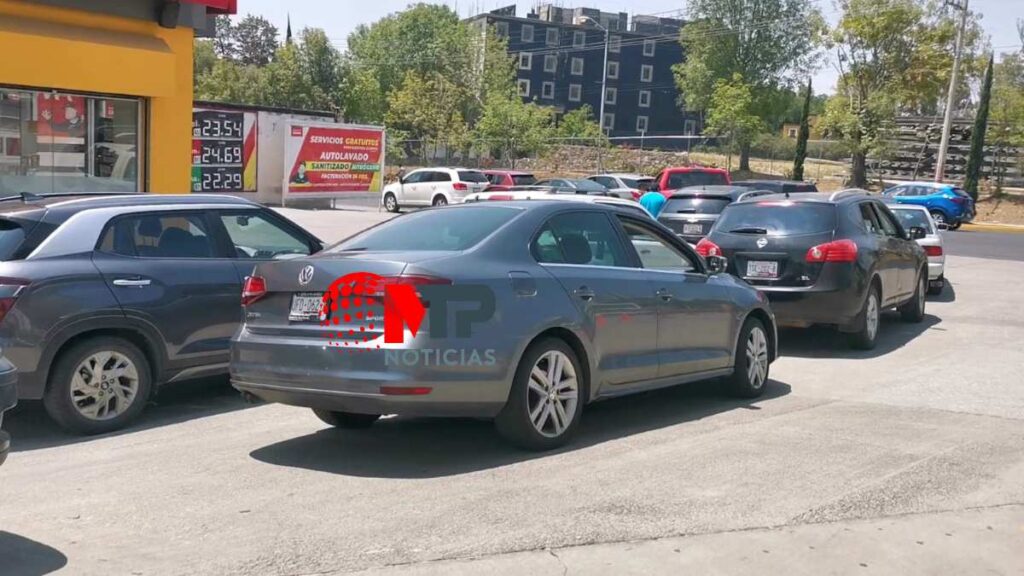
(556, 105, 604, 144)
(385, 71, 470, 161)
(673, 0, 824, 170)
(963, 55, 994, 198)
(298, 28, 345, 111)
(233, 14, 279, 66)
(193, 39, 218, 78)
(259, 43, 319, 109)
(212, 15, 236, 59)
(194, 58, 263, 104)
(703, 74, 767, 171)
(474, 95, 555, 168)
(990, 52, 1024, 191)
(792, 79, 813, 181)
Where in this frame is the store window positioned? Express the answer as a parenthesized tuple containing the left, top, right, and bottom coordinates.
(0, 87, 142, 195)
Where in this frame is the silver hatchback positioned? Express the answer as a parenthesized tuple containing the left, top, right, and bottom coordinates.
(231, 202, 777, 450)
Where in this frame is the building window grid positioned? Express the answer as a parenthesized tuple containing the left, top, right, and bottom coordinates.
(519, 52, 532, 70)
(521, 24, 534, 43)
(602, 113, 615, 131)
(607, 60, 619, 79)
(495, 21, 508, 37)
(568, 83, 582, 102)
(573, 30, 586, 48)
(637, 115, 649, 133)
(641, 64, 653, 82)
(546, 27, 559, 46)
(609, 35, 621, 53)
(639, 90, 651, 108)
(605, 87, 617, 105)
(544, 54, 557, 73)
(643, 39, 656, 57)
(542, 81, 555, 99)
(571, 57, 584, 75)
(518, 79, 531, 97)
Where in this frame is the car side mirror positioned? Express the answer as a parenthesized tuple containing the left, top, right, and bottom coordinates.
(909, 226, 927, 240)
(706, 255, 728, 275)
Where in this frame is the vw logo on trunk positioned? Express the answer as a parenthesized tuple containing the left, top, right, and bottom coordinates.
(756, 237, 768, 249)
(298, 265, 315, 285)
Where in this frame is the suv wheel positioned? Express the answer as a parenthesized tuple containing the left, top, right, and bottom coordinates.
(899, 271, 926, 322)
(948, 221, 962, 230)
(849, 286, 881, 350)
(44, 337, 152, 434)
(432, 195, 448, 207)
(313, 409, 380, 429)
(724, 317, 770, 398)
(496, 338, 584, 451)
(383, 192, 399, 213)
(929, 210, 947, 227)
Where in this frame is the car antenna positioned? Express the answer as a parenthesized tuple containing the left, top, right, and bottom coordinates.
(20, 192, 43, 203)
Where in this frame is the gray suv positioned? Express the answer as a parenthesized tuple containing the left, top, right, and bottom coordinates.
(0, 193, 322, 434)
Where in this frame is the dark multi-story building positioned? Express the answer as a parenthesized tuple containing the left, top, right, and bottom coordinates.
(468, 4, 700, 140)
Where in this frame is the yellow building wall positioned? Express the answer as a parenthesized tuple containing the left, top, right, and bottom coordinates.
(0, 1, 194, 193)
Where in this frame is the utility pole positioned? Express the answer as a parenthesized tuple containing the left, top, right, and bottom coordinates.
(934, 0, 969, 182)
(583, 17, 610, 137)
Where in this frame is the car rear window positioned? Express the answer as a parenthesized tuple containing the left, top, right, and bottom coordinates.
(0, 219, 26, 260)
(622, 177, 654, 190)
(663, 196, 731, 215)
(891, 208, 934, 233)
(457, 171, 489, 183)
(715, 203, 836, 235)
(329, 206, 521, 252)
(512, 174, 537, 186)
(573, 180, 610, 193)
(666, 171, 728, 189)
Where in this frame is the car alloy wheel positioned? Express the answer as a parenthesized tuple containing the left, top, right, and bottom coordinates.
(745, 326, 769, 390)
(865, 292, 880, 342)
(930, 211, 946, 226)
(384, 193, 398, 212)
(432, 195, 448, 207)
(70, 351, 140, 421)
(526, 350, 579, 438)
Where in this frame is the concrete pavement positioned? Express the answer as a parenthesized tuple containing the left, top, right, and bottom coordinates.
(1, 212, 1023, 576)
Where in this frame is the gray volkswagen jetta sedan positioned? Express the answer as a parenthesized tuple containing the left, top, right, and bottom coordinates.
(231, 202, 777, 450)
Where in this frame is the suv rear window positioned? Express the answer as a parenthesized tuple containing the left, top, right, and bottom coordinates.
(512, 174, 537, 186)
(457, 171, 489, 183)
(663, 196, 731, 215)
(330, 206, 521, 252)
(715, 203, 836, 235)
(0, 219, 26, 260)
(666, 171, 728, 189)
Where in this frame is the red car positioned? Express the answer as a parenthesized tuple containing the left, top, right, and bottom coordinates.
(483, 170, 537, 191)
(652, 166, 731, 197)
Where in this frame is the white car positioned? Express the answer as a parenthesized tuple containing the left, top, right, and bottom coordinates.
(586, 173, 656, 200)
(464, 188, 652, 218)
(381, 167, 490, 212)
(889, 203, 946, 295)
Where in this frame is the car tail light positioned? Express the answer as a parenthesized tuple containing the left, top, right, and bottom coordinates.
(631, 190, 643, 201)
(924, 245, 943, 257)
(951, 197, 966, 205)
(487, 194, 514, 201)
(806, 239, 858, 263)
(380, 386, 433, 395)
(695, 238, 721, 257)
(241, 275, 267, 306)
(0, 277, 29, 325)
(364, 275, 453, 301)
(453, 182, 468, 191)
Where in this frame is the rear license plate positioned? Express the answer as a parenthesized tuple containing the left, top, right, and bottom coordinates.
(289, 292, 324, 321)
(746, 260, 779, 279)
(683, 223, 703, 235)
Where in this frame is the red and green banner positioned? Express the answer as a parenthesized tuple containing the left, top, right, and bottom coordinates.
(283, 122, 385, 197)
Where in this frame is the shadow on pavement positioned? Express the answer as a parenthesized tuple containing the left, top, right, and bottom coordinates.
(0, 532, 67, 576)
(249, 378, 791, 479)
(4, 376, 252, 452)
(779, 312, 941, 359)
(930, 278, 956, 303)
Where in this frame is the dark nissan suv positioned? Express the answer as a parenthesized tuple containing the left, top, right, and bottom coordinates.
(696, 190, 928, 349)
(0, 192, 322, 433)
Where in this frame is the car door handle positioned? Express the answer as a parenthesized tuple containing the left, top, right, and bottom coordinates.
(656, 288, 673, 301)
(113, 278, 151, 287)
(573, 286, 595, 301)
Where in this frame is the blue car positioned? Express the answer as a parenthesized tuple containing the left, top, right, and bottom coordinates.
(881, 182, 975, 230)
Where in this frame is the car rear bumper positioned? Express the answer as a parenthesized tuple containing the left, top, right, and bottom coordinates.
(0, 363, 17, 466)
(928, 259, 944, 281)
(230, 330, 512, 418)
(761, 285, 864, 328)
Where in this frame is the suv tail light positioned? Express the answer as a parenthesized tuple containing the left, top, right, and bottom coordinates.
(241, 275, 267, 306)
(806, 239, 858, 263)
(695, 238, 721, 257)
(0, 277, 30, 325)
(452, 182, 468, 191)
(950, 196, 966, 205)
(924, 245, 943, 257)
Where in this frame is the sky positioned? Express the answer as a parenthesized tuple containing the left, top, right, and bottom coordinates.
(240, 0, 1023, 94)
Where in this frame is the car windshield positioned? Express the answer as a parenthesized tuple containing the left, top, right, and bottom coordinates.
(667, 171, 728, 189)
(891, 208, 934, 233)
(458, 171, 489, 183)
(622, 177, 654, 190)
(662, 196, 731, 215)
(329, 206, 521, 252)
(715, 202, 836, 235)
(0, 219, 26, 261)
(512, 174, 537, 185)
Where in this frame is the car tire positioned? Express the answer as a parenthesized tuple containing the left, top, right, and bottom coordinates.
(495, 337, 584, 451)
(724, 317, 770, 398)
(848, 284, 881, 350)
(927, 274, 945, 296)
(383, 192, 399, 213)
(43, 337, 152, 435)
(432, 195, 448, 207)
(949, 221, 962, 230)
(929, 210, 947, 227)
(899, 270, 926, 323)
(312, 409, 381, 429)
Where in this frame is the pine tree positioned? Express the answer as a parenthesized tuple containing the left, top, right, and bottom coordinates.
(963, 55, 993, 199)
(792, 78, 812, 181)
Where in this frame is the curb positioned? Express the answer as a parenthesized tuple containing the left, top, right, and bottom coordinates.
(961, 222, 1024, 234)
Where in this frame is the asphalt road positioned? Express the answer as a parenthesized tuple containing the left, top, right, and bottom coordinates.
(2, 215, 1023, 575)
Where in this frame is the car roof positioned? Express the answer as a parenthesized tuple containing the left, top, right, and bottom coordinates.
(0, 192, 255, 216)
(592, 173, 650, 179)
(733, 179, 809, 185)
(736, 190, 871, 204)
(675, 185, 749, 194)
(886, 202, 930, 212)
(662, 166, 728, 173)
(484, 169, 533, 175)
(891, 181, 947, 187)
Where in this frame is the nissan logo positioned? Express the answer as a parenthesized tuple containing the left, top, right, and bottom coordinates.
(756, 237, 768, 249)
(298, 265, 315, 285)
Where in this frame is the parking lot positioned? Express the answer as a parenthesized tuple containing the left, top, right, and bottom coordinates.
(2, 209, 1023, 576)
